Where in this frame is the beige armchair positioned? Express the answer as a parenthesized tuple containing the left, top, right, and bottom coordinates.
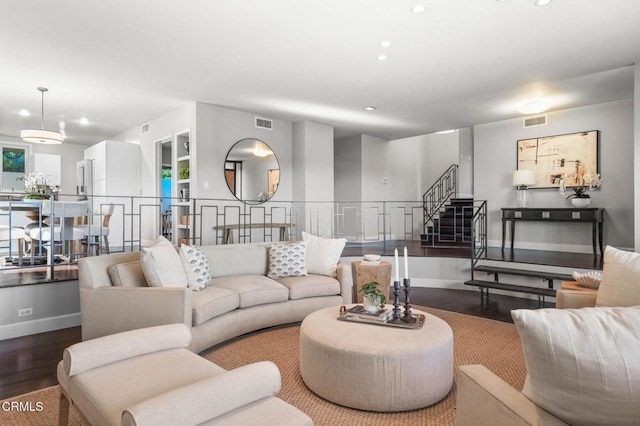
(58, 324, 313, 426)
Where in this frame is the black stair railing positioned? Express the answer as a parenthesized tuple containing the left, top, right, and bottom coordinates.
(470, 200, 488, 280)
(422, 164, 458, 232)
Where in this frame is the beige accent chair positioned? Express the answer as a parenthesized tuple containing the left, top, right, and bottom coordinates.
(456, 246, 640, 426)
(57, 323, 313, 426)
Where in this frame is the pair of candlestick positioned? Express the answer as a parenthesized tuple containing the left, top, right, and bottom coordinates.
(393, 247, 409, 283)
(392, 278, 416, 323)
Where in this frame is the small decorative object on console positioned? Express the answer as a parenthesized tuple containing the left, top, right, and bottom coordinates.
(572, 270, 602, 289)
(559, 170, 601, 207)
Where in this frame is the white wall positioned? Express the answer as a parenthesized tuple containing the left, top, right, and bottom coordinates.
(635, 64, 640, 251)
(475, 99, 634, 252)
(112, 104, 195, 199)
(292, 120, 334, 202)
(196, 103, 293, 201)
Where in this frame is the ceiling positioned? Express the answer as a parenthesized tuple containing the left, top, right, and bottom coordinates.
(0, 0, 638, 146)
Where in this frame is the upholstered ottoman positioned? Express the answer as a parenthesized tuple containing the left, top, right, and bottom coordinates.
(299, 305, 453, 412)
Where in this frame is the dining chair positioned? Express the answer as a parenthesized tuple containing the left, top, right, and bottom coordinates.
(28, 201, 89, 263)
(80, 203, 115, 255)
(0, 226, 26, 265)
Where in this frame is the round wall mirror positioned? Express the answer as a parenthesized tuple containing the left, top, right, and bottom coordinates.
(224, 138, 280, 204)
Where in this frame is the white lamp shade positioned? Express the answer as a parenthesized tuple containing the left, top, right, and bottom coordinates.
(21, 129, 64, 144)
(512, 170, 536, 186)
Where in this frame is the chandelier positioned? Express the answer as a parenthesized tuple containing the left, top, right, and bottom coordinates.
(21, 87, 64, 144)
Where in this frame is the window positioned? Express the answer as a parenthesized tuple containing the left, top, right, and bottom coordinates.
(1, 143, 30, 192)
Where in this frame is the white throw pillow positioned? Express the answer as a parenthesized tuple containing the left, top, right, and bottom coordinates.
(302, 231, 347, 277)
(267, 242, 307, 279)
(179, 245, 212, 291)
(512, 306, 640, 426)
(141, 236, 188, 288)
(596, 245, 640, 307)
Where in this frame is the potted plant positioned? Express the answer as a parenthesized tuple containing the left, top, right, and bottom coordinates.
(359, 281, 386, 313)
(559, 170, 602, 208)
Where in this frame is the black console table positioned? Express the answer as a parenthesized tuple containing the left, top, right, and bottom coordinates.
(501, 208, 604, 256)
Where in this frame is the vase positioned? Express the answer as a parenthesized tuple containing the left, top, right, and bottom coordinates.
(571, 198, 590, 208)
(363, 296, 380, 314)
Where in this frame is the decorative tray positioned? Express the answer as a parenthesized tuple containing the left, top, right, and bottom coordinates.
(337, 305, 425, 329)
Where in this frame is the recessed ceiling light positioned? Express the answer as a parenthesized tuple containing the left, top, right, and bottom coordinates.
(518, 100, 551, 115)
(19, 109, 30, 117)
(411, 5, 426, 13)
(364, 106, 376, 111)
(377, 54, 388, 61)
(79, 117, 89, 125)
(535, 0, 552, 5)
(380, 40, 391, 48)
(436, 129, 456, 134)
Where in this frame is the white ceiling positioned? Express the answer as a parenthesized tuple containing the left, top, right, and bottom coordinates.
(0, 0, 638, 146)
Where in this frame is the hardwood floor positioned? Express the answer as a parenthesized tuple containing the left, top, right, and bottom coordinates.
(0, 287, 552, 401)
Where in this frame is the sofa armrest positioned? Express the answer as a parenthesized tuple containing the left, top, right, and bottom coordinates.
(456, 365, 568, 426)
(63, 324, 190, 377)
(336, 262, 353, 304)
(555, 289, 597, 309)
(121, 361, 282, 426)
(80, 287, 192, 341)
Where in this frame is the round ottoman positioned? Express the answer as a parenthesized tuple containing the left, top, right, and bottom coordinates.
(299, 305, 453, 412)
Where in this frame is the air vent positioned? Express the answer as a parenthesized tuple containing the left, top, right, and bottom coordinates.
(141, 123, 150, 134)
(255, 117, 273, 130)
(523, 115, 547, 128)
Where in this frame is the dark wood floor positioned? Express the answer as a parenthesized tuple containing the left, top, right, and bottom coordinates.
(0, 287, 551, 401)
(0, 245, 596, 400)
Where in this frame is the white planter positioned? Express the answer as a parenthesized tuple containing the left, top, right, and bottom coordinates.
(571, 198, 591, 208)
(363, 296, 380, 313)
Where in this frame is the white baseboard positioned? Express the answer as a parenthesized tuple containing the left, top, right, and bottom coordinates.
(0, 313, 80, 341)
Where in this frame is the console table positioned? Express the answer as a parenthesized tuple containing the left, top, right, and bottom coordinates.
(501, 208, 604, 256)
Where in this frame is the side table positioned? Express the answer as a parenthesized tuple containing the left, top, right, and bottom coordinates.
(351, 260, 391, 303)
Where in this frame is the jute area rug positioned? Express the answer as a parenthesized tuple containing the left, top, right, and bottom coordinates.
(0, 307, 526, 425)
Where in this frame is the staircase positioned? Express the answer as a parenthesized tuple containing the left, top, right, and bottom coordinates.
(421, 198, 474, 247)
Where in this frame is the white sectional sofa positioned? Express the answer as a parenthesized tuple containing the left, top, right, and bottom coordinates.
(79, 241, 352, 353)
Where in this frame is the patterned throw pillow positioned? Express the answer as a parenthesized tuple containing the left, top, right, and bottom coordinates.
(179, 245, 212, 291)
(267, 242, 307, 279)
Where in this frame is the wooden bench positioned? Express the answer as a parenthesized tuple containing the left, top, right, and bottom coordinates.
(473, 265, 573, 289)
(465, 264, 570, 306)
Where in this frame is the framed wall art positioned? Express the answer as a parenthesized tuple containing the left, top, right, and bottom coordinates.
(516, 130, 599, 188)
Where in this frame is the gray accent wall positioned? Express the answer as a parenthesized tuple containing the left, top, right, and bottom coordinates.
(0, 281, 80, 340)
(334, 135, 363, 202)
(474, 99, 634, 252)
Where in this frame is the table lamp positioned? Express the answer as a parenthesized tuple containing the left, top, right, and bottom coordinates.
(512, 170, 536, 208)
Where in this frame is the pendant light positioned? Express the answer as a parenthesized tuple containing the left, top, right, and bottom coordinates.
(21, 87, 64, 144)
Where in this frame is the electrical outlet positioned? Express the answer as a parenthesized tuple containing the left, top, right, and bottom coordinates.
(18, 308, 33, 317)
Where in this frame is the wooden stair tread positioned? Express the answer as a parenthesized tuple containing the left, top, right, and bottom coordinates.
(464, 279, 556, 297)
(473, 265, 573, 282)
